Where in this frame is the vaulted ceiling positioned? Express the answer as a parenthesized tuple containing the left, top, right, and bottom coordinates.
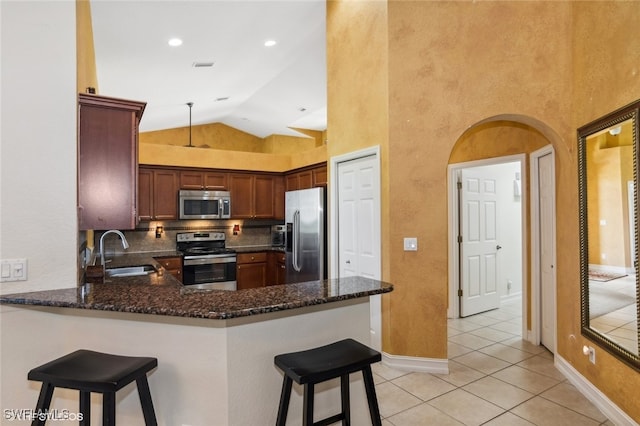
(90, 0, 326, 139)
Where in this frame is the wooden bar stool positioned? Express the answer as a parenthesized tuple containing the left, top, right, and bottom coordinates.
(274, 338, 382, 426)
(28, 349, 158, 426)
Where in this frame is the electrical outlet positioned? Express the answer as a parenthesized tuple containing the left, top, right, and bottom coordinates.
(583, 345, 596, 364)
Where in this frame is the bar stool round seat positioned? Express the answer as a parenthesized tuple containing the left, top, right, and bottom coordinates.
(274, 338, 382, 426)
(28, 349, 158, 426)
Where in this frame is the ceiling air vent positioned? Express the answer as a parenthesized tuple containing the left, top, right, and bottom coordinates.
(192, 62, 214, 68)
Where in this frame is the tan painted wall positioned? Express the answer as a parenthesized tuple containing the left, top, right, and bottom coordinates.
(141, 122, 264, 152)
(76, 0, 98, 94)
(331, 0, 640, 420)
(326, 0, 392, 344)
(139, 117, 327, 170)
(139, 143, 327, 173)
(586, 141, 633, 268)
(383, 1, 573, 360)
(569, 3, 640, 419)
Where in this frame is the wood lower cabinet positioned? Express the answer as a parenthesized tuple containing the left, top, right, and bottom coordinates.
(229, 173, 276, 219)
(138, 167, 179, 221)
(154, 256, 183, 283)
(236, 252, 268, 290)
(268, 251, 286, 285)
(78, 93, 146, 230)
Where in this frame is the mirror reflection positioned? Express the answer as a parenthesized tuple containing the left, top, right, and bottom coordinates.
(579, 100, 640, 370)
(585, 119, 638, 354)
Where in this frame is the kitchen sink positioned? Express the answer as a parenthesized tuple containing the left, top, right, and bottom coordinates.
(105, 265, 156, 277)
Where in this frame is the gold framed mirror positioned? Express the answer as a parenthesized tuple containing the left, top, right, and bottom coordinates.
(578, 99, 640, 370)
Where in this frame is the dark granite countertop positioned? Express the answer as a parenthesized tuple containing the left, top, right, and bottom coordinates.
(0, 273, 392, 320)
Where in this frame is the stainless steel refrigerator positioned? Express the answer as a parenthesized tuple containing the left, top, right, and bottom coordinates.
(285, 187, 327, 283)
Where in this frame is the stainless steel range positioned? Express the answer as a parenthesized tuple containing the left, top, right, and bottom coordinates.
(177, 232, 237, 290)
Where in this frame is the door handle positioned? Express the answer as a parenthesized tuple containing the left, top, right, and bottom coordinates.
(346, 260, 351, 264)
(496, 245, 502, 250)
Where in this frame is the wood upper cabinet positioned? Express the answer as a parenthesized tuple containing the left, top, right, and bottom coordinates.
(312, 165, 328, 187)
(78, 93, 146, 230)
(285, 164, 327, 192)
(229, 173, 276, 219)
(274, 175, 285, 220)
(236, 252, 268, 290)
(180, 170, 228, 190)
(138, 167, 179, 221)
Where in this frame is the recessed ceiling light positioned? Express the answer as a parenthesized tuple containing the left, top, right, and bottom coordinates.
(264, 40, 277, 47)
(168, 38, 183, 47)
(192, 62, 214, 68)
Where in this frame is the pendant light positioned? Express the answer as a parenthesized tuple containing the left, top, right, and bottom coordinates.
(185, 102, 194, 148)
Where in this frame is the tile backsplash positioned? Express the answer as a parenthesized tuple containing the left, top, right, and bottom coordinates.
(93, 219, 280, 256)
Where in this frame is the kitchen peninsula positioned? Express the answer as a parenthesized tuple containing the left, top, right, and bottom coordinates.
(0, 270, 392, 425)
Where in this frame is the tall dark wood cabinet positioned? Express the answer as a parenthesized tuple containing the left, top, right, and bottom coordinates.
(78, 94, 145, 230)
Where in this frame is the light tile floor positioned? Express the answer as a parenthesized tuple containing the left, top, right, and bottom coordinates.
(589, 274, 638, 354)
(373, 298, 613, 426)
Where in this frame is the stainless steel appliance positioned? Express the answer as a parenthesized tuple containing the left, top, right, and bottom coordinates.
(177, 232, 236, 290)
(179, 190, 231, 220)
(271, 225, 286, 247)
(285, 187, 326, 283)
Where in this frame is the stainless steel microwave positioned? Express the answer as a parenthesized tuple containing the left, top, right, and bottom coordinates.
(179, 190, 231, 220)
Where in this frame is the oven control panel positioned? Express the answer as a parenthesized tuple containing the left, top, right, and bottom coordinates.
(177, 232, 225, 242)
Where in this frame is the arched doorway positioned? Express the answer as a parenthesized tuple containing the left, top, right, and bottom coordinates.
(447, 116, 560, 352)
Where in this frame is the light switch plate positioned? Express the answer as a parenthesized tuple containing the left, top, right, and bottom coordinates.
(403, 237, 418, 251)
(0, 259, 28, 282)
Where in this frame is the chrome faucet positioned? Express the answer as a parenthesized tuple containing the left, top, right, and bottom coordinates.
(99, 230, 130, 267)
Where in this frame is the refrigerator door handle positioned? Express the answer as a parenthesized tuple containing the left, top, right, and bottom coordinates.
(292, 210, 302, 272)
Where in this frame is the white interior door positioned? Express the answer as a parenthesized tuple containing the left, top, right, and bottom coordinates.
(337, 155, 379, 279)
(538, 151, 556, 351)
(460, 168, 501, 317)
(335, 152, 381, 349)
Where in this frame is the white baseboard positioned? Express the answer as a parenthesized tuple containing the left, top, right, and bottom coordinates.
(382, 352, 449, 374)
(555, 355, 639, 426)
(501, 292, 523, 304)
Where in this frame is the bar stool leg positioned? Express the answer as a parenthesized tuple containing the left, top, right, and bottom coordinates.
(362, 366, 382, 426)
(303, 383, 314, 426)
(136, 376, 158, 426)
(79, 391, 91, 426)
(32, 382, 54, 426)
(102, 392, 116, 426)
(276, 376, 293, 426)
(340, 374, 350, 425)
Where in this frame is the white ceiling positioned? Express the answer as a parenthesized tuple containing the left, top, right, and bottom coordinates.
(90, 0, 326, 139)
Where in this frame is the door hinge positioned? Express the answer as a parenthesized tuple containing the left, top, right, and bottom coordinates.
(458, 289, 463, 297)
(457, 181, 462, 189)
(457, 235, 462, 243)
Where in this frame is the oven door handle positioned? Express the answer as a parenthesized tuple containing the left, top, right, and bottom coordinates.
(183, 256, 236, 266)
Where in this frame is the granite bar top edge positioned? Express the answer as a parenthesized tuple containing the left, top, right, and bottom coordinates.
(0, 277, 393, 320)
